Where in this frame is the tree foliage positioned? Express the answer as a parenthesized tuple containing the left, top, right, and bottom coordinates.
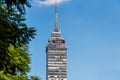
(0, 71, 40, 80)
(30, 76, 41, 80)
(0, 0, 31, 13)
(0, 2, 40, 80)
(5, 44, 30, 75)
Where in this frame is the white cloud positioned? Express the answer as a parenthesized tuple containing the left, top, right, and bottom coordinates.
(33, 0, 69, 6)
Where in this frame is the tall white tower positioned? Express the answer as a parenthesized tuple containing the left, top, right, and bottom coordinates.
(46, 2, 67, 80)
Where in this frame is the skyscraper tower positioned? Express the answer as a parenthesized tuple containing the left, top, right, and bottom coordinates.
(46, 2, 67, 80)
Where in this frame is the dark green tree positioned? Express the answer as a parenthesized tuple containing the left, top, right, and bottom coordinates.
(0, 3, 35, 74)
(0, 2, 40, 80)
(0, 0, 31, 13)
(30, 76, 41, 80)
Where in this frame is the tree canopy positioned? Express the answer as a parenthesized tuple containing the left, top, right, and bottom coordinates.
(0, 0, 31, 13)
(0, 2, 40, 80)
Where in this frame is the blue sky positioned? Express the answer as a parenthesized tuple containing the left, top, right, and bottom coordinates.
(25, 0, 120, 80)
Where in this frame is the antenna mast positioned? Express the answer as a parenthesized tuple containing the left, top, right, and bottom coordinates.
(54, 0, 58, 32)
